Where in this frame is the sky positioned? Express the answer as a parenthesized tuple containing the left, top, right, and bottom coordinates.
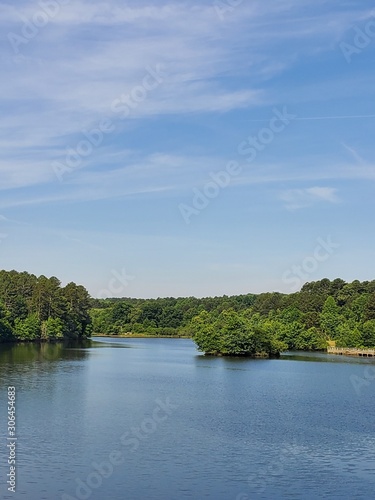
(0, 0, 375, 299)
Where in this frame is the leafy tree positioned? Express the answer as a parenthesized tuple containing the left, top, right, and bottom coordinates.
(14, 314, 41, 340)
(294, 327, 326, 350)
(303, 311, 320, 330)
(138, 302, 163, 327)
(252, 293, 283, 315)
(90, 308, 112, 334)
(364, 293, 375, 321)
(192, 309, 286, 357)
(336, 320, 362, 347)
(278, 321, 304, 350)
(361, 320, 375, 347)
(350, 295, 368, 323)
(41, 318, 64, 340)
(0, 271, 92, 342)
(30, 276, 64, 321)
(62, 283, 91, 338)
(0, 299, 16, 340)
(111, 302, 132, 324)
(2, 271, 375, 351)
(191, 311, 221, 354)
(320, 296, 340, 339)
(219, 310, 257, 356)
(160, 306, 183, 329)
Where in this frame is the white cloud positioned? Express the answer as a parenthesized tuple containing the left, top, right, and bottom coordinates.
(280, 186, 340, 210)
(0, 0, 373, 200)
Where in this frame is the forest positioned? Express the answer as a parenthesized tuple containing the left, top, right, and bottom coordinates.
(1, 270, 375, 352)
(0, 270, 92, 341)
(90, 277, 375, 353)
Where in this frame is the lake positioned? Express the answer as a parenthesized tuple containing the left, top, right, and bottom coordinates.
(1, 337, 375, 499)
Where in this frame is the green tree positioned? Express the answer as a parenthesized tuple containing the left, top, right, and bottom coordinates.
(336, 321, 362, 347)
(62, 283, 91, 338)
(0, 303, 14, 341)
(14, 314, 41, 340)
(219, 310, 257, 356)
(90, 308, 113, 334)
(361, 320, 375, 347)
(350, 295, 368, 323)
(41, 318, 64, 340)
(364, 293, 375, 321)
(192, 309, 286, 357)
(138, 302, 163, 327)
(0, 270, 92, 342)
(294, 327, 326, 350)
(191, 311, 221, 354)
(111, 302, 132, 324)
(320, 296, 340, 339)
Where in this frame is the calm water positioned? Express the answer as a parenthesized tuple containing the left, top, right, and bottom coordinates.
(1, 338, 375, 500)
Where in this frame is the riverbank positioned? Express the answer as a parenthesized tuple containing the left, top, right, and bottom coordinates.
(91, 333, 191, 339)
(327, 346, 375, 357)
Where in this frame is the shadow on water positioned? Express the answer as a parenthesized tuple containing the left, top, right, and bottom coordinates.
(0, 339, 92, 365)
(0, 336, 141, 369)
(281, 350, 375, 364)
(90, 337, 137, 348)
(193, 353, 276, 372)
(193, 350, 375, 369)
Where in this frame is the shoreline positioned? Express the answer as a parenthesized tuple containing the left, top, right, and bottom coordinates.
(91, 334, 191, 339)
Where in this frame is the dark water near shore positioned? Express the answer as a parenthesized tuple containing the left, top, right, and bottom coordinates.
(1, 338, 375, 500)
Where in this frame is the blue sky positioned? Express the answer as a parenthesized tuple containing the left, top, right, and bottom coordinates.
(1, 0, 375, 298)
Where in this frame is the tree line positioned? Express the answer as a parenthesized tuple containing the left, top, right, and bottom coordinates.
(91, 277, 375, 351)
(1, 271, 375, 351)
(0, 270, 91, 341)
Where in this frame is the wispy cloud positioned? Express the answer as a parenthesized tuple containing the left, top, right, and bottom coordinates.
(1, 0, 374, 297)
(280, 186, 340, 210)
(341, 142, 367, 165)
(1, 1, 371, 197)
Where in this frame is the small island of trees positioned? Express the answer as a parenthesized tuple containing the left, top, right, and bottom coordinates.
(190, 309, 287, 357)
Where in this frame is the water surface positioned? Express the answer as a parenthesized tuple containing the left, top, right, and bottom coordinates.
(1, 338, 374, 499)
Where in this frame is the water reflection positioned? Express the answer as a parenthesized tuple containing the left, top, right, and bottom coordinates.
(0, 340, 92, 365)
(193, 349, 375, 371)
(0, 338, 375, 500)
(281, 350, 375, 364)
